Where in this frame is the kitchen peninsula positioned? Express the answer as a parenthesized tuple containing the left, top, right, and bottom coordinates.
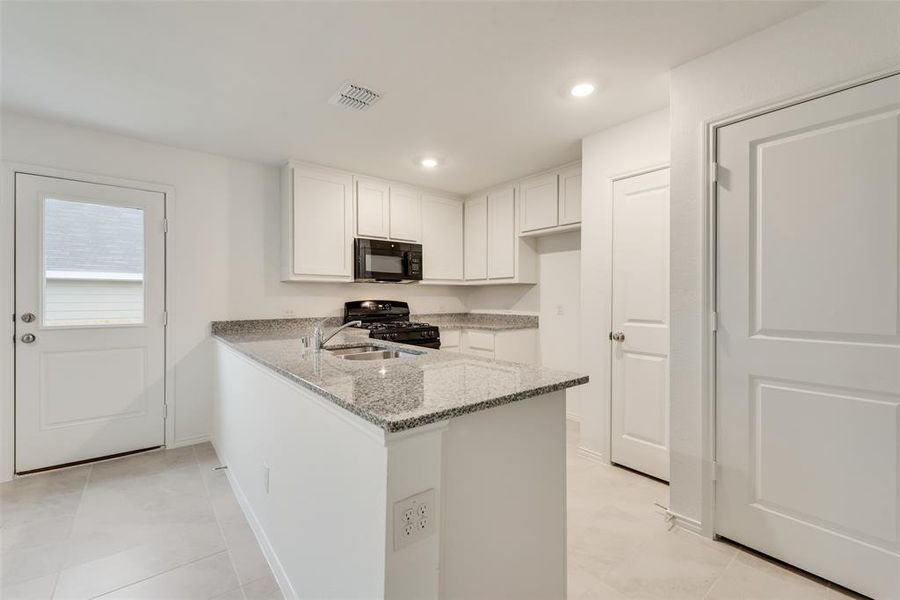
(211, 317, 587, 600)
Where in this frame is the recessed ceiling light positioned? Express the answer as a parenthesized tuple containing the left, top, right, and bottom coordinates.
(420, 157, 439, 168)
(570, 83, 595, 98)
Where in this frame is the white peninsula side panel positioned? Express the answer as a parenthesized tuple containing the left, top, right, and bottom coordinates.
(214, 340, 567, 600)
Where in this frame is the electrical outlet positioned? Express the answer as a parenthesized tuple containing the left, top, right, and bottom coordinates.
(393, 488, 436, 550)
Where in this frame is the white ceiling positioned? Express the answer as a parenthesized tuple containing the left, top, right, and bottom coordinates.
(2, 1, 813, 194)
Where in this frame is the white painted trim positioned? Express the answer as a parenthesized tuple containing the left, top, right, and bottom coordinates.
(213, 442, 298, 600)
(0, 161, 176, 481)
(165, 434, 210, 449)
(699, 67, 900, 539)
(576, 445, 607, 464)
(671, 511, 704, 535)
(609, 162, 670, 184)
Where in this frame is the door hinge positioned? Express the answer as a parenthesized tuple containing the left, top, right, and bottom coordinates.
(163, 218, 168, 233)
(710, 162, 719, 184)
(163, 404, 168, 420)
(162, 311, 168, 327)
(711, 461, 719, 482)
(711, 311, 718, 332)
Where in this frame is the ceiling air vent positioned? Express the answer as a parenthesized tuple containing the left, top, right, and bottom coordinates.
(329, 82, 382, 111)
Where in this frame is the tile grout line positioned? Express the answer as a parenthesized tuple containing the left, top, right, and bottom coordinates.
(90, 549, 231, 599)
(700, 546, 738, 600)
(193, 444, 248, 600)
(50, 463, 94, 599)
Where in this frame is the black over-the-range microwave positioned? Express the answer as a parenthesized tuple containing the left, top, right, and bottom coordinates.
(353, 238, 423, 283)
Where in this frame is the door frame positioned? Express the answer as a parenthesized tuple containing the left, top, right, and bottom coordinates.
(697, 66, 900, 538)
(0, 162, 176, 481)
(608, 164, 669, 471)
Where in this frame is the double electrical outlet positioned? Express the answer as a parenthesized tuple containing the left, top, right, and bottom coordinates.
(393, 488, 435, 550)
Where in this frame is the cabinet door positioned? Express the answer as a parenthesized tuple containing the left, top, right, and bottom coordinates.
(487, 188, 515, 279)
(356, 178, 389, 239)
(519, 173, 558, 232)
(558, 165, 582, 225)
(422, 194, 463, 281)
(389, 186, 421, 242)
(464, 196, 488, 280)
(292, 166, 353, 278)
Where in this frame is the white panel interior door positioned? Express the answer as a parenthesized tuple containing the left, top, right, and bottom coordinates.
(610, 168, 670, 481)
(15, 174, 166, 473)
(716, 74, 900, 599)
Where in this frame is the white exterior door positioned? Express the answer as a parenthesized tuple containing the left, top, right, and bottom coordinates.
(610, 168, 670, 481)
(716, 74, 900, 599)
(15, 174, 166, 473)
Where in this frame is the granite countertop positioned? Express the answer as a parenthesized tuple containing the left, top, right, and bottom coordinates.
(411, 312, 538, 331)
(211, 318, 586, 433)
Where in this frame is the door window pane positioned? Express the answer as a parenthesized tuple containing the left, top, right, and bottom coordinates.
(43, 198, 145, 326)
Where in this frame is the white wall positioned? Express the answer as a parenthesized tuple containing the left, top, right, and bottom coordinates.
(0, 112, 474, 471)
(668, 1, 900, 531)
(536, 232, 582, 418)
(579, 109, 670, 460)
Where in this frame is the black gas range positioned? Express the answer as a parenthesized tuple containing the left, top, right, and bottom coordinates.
(344, 300, 440, 349)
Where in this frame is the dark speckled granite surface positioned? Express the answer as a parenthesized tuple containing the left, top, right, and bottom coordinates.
(211, 318, 586, 433)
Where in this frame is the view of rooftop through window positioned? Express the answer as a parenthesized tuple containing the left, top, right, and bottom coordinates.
(42, 198, 145, 326)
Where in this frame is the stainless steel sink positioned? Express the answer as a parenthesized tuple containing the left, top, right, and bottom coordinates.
(325, 345, 417, 360)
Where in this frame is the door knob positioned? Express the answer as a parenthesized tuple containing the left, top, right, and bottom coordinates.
(610, 332, 625, 342)
(21, 333, 36, 344)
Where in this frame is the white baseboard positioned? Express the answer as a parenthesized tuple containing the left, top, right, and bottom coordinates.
(576, 446, 607, 463)
(670, 512, 704, 535)
(212, 442, 297, 600)
(167, 434, 210, 449)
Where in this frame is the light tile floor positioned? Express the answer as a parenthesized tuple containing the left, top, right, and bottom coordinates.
(1, 428, 870, 599)
(565, 420, 868, 600)
(1, 443, 281, 600)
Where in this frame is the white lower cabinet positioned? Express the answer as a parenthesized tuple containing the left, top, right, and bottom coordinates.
(444, 328, 538, 365)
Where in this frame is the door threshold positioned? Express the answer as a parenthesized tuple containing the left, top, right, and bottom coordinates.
(15, 445, 163, 476)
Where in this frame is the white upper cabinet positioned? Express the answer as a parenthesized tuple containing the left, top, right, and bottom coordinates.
(558, 165, 582, 225)
(282, 163, 354, 282)
(464, 196, 488, 280)
(421, 194, 463, 282)
(389, 186, 421, 242)
(487, 187, 516, 279)
(519, 173, 559, 232)
(356, 178, 390, 239)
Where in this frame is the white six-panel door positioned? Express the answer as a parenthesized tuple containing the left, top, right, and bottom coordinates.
(715, 74, 900, 599)
(15, 174, 166, 472)
(610, 168, 670, 481)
